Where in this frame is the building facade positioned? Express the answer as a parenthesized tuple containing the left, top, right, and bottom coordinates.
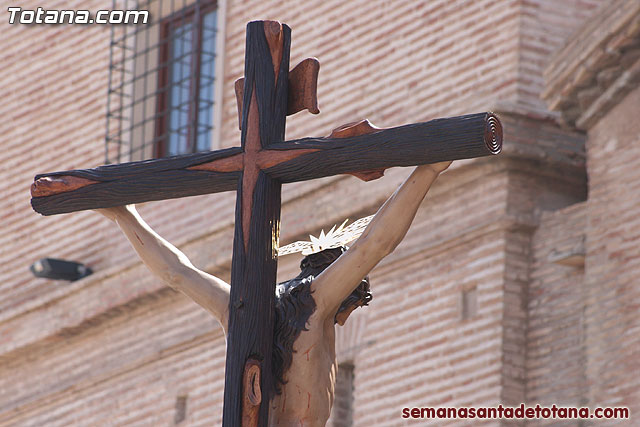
(1, 0, 638, 425)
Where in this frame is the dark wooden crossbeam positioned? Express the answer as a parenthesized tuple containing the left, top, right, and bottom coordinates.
(31, 113, 501, 215)
(30, 20, 503, 427)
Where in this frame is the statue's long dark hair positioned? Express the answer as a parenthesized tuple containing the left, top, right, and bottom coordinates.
(272, 246, 372, 394)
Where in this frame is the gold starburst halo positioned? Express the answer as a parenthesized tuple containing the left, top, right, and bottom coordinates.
(278, 215, 374, 256)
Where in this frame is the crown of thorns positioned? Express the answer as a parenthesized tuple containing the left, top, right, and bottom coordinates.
(278, 215, 374, 256)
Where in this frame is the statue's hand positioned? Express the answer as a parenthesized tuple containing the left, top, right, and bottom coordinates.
(427, 161, 452, 174)
(94, 205, 134, 222)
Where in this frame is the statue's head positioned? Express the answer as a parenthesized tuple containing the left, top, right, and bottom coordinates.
(272, 246, 372, 394)
(276, 246, 372, 324)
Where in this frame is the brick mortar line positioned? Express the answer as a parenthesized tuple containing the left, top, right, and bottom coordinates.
(373, 210, 538, 279)
(0, 331, 223, 424)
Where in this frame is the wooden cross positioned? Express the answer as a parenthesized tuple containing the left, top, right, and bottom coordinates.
(30, 21, 502, 427)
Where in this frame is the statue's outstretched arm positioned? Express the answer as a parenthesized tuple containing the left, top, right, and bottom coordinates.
(311, 162, 451, 320)
(96, 205, 230, 332)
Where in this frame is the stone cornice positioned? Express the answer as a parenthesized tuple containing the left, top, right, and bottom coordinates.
(542, 0, 640, 129)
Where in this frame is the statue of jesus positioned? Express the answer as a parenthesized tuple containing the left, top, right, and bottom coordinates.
(96, 161, 451, 426)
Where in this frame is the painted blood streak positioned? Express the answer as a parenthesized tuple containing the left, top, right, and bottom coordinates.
(134, 232, 144, 246)
(302, 344, 315, 361)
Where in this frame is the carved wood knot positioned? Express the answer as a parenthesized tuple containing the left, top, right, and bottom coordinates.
(31, 175, 98, 198)
(328, 119, 387, 181)
(234, 58, 320, 130)
(242, 358, 262, 427)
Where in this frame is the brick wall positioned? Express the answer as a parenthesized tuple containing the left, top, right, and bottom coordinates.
(527, 203, 587, 422)
(1, 0, 113, 322)
(515, 0, 601, 116)
(536, 3, 640, 424)
(500, 113, 587, 416)
(583, 84, 640, 420)
(0, 1, 610, 426)
(0, 289, 227, 425)
(327, 364, 354, 427)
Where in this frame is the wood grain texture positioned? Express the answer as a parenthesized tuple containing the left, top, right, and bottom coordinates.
(263, 21, 283, 83)
(31, 170, 240, 215)
(31, 148, 243, 215)
(223, 20, 290, 427)
(234, 57, 319, 130)
(287, 58, 320, 116)
(30, 113, 502, 216)
(242, 358, 262, 427)
(241, 87, 263, 251)
(265, 112, 502, 182)
(30, 175, 98, 197)
(35, 146, 243, 181)
(329, 119, 386, 181)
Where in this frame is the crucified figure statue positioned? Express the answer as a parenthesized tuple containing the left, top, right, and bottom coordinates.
(96, 160, 450, 426)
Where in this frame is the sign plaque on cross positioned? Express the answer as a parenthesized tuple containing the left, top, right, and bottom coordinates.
(30, 20, 502, 427)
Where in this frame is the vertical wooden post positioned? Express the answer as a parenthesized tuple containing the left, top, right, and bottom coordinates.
(222, 21, 290, 427)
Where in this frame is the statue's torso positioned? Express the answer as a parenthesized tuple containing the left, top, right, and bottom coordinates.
(268, 312, 337, 427)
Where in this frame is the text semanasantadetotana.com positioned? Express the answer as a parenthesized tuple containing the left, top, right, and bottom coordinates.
(402, 403, 629, 420)
(7, 7, 149, 25)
